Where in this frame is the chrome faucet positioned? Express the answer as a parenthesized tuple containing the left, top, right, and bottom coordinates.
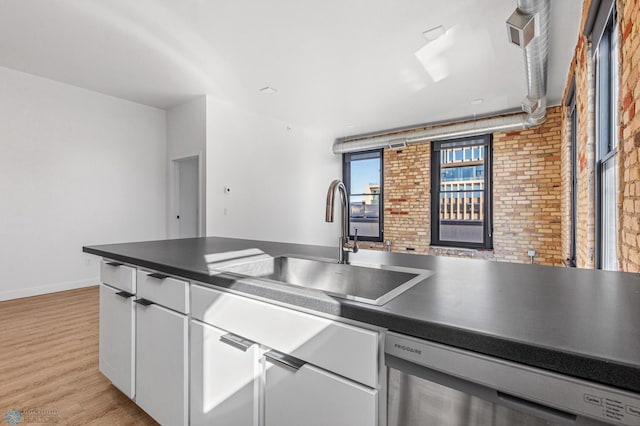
(325, 179, 358, 264)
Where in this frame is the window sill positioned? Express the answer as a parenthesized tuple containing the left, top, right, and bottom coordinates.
(429, 245, 485, 252)
(428, 246, 495, 260)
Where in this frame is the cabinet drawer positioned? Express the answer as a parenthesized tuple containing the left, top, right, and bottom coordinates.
(101, 260, 136, 293)
(191, 284, 379, 388)
(137, 270, 189, 314)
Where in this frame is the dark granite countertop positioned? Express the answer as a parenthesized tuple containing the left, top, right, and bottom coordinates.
(83, 236, 640, 394)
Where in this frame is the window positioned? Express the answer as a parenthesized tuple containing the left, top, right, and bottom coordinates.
(595, 7, 618, 271)
(569, 85, 578, 267)
(431, 135, 492, 249)
(343, 150, 383, 241)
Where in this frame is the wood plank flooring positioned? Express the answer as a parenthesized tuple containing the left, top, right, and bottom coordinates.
(0, 286, 157, 425)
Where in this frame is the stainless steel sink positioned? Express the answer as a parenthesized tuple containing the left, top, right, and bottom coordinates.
(215, 255, 432, 305)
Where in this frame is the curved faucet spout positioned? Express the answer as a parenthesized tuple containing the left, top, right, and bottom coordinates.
(325, 179, 358, 264)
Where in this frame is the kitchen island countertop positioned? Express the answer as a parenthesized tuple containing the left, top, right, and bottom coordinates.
(84, 236, 640, 394)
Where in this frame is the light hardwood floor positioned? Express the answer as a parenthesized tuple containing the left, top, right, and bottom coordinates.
(0, 286, 157, 425)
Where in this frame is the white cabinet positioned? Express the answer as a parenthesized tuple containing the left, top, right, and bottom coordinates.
(99, 284, 135, 399)
(191, 320, 259, 426)
(264, 354, 377, 426)
(98, 261, 190, 425)
(191, 283, 382, 426)
(191, 284, 379, 388)
(135, 302, 188, 426)
(99, 262, 381, 426)
(98, 259, 136, 399)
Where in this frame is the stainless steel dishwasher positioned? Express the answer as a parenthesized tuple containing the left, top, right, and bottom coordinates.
(385, 332, 640, 426)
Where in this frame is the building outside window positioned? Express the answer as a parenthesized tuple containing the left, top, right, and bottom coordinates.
(595, 7, 618, 271)
(431, 135, 492, 249)
(343, 150, 383, 241)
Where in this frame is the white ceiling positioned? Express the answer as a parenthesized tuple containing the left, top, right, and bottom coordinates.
(0, 0, 581, 138)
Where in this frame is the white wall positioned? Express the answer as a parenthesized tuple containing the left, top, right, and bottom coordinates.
(167, 96, 207, 238)
(206, 96, 341, 246)
(0, 66, 167, 301)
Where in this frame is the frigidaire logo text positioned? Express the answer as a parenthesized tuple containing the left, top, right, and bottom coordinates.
(394, 343, 421, 355)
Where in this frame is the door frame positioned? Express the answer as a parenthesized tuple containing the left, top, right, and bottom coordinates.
(170, 153, 205, 238)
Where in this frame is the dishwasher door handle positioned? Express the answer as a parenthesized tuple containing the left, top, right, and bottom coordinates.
(497, 391, 577, 424)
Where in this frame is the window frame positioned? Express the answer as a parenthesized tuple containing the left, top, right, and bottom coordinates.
(595, 7, 618, 271)
(342, 149, 384, 242)
(568, 83, 578, 267)
(430, 134, 493, 250)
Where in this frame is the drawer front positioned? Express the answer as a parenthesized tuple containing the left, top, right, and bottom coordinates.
(101, 260, 136, 293)
(137, 270, 189, 313)
(191, 284, 379, 388)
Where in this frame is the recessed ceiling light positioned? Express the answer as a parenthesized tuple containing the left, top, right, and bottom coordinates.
(422, 25, 446, 42)
(259, 86, 277, 94)
(470, 98, 484, 105)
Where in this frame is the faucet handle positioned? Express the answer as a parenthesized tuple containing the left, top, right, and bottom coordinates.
(352, 228, 359, 253)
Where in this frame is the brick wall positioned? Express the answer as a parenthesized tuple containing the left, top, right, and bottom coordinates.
(618, 0, 640, 272)
(359, 0, 640, 270)
(492, 107, 563, 265)
(559, 16, 598, 269)
(382, 144, 431, 253)
(559, 19, 597, 269)
(356, 110, 564, 266)
(559, 0, 640, 272)
(355, 140, 433, 254)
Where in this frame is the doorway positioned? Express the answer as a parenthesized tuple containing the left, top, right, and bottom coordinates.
(173, 156, 200, 238)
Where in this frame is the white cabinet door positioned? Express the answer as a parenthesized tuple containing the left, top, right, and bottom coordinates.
(191, 320, 259, 426)
(99, 284, 135, 398)
(135, 302, 188, 426)
(264, 352, 378, 426)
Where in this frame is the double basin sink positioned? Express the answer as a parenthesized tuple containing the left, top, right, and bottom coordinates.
(209, 254, 432, 306)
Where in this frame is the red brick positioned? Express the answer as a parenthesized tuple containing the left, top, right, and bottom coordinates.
(623, 90, 633, 109)
(623, 19, 633, 41)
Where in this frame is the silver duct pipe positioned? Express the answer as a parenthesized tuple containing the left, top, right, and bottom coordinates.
(332, 0, 550, 155)
(332, 114, 528, 154)
(519, 0, 550, 126)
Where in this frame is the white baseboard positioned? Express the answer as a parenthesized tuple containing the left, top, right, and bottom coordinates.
(0, 277, 99, 302)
